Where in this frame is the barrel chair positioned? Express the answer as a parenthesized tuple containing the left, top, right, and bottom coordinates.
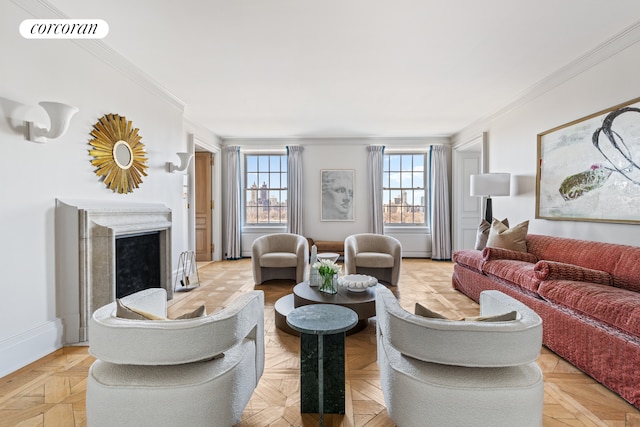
(251, 233, 309, 284)
(344, 233, 402, 285)
(376, 287, 544, 427)
(86, 288, 265, 427)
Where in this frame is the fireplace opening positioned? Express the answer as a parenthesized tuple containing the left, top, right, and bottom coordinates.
(115, 232, 161, 298)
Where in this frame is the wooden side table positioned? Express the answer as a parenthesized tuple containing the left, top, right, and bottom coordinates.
(286, 304, 358, 426)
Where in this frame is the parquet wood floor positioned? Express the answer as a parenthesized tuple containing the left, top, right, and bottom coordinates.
(1, 258, 639, 426)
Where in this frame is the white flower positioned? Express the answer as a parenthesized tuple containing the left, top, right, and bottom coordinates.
(312, 259, 341, 276)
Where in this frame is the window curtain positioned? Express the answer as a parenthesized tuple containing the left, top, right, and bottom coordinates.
(286, 145, 304, 235)
(430, 145, 451, 260)
(223, 145, 241, 259)
(367, 145, 385, 234)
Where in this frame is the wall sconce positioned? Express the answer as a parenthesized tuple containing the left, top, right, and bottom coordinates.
(25, 101, 79, 143)
(167, 152, 194, 173)
(470, 173, 511, 222)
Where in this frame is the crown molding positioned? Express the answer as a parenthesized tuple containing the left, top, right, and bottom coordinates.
(454, 19, 640, 144)
(13, 0, 185, 112)
(221, 136, 451, 151)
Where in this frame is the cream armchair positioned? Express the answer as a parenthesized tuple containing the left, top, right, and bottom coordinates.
(86, 288, 264, 427)
(344, 233, 401, 285)
(376, 287, 543, 427)
(252, 233, 308, 284)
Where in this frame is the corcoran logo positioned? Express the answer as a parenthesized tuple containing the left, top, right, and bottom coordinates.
(20, 19, 109, 39)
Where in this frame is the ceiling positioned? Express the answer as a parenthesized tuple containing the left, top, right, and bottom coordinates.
(47, 0, 640, 139)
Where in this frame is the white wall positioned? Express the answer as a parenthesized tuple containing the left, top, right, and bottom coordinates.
(302, 143, 370, 241)
(231, 138, 447, 258)
(0, 2, 218, 376)
(454, 40, 640, 246)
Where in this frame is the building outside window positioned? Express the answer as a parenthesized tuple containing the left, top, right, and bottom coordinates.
(383, 153, 426, 225)
(244, 154, 288, 225)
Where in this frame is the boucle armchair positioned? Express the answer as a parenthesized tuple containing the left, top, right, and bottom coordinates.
(376, 287, 543, 427)
(86, 288, 264, 427)
(344, 233, 401, 285)
(252, 233, 308, 284)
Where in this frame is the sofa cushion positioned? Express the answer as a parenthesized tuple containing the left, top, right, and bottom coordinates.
(356, 252, 395, 268)
(526, 234, 640, 293)
(611, 250, 640, 293)
(534, 261, 613, 286)
(482, 260, 541, 293)
(486, 220, 529, 252)
(260, 252, 298, 268)
(538, 280, 640, 337)
(482, 247, 538, 263)
(452, 250, 484, 272)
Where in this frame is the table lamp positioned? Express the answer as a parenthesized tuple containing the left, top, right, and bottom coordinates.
(470, 173, 511, 223)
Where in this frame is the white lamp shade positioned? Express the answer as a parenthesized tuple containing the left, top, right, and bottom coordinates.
(470, 173, 511, 197)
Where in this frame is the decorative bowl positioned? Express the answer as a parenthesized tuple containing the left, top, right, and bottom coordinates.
(338, 274, 378, 292)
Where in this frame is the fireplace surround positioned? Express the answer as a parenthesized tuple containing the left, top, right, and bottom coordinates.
(55, 199, 172, 344)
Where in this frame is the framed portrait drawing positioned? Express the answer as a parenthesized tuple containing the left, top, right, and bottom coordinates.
(321, 169, 355, 221)
(536, 96, 640, 224)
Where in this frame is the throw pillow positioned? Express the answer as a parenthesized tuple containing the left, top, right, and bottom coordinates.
(415, 303, 517, 322)
(482, 246, 538, 263)
(533, 261, 613, 286)
(175, 305, 207, 319)
(414, 302, 449, 319)
(475, 218, 509, 250)
(486, 219, 529, 252)
(116, 300, 207, 321)
(463, 311, 518, 322)
(116, 299, 167, 320)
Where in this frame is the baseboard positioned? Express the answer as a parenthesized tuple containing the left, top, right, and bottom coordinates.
(0, 319, 63, 378)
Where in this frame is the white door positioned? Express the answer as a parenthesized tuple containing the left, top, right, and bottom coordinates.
(452, 134, 485, 251)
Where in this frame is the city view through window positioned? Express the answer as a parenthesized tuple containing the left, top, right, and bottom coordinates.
(383, 153, 426, 225)
(245, 154, 288, 224)
(244, 153, 426, 226)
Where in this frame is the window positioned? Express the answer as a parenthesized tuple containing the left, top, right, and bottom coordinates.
(244, 154, 287, 225)
(383, 153, 426, 225)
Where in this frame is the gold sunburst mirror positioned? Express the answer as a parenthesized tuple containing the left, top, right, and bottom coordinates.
(89, 114, 148, 194)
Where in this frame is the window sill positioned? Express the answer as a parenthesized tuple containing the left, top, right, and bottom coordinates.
(242, 225, 287, 233)
(384, 225, 430, 234)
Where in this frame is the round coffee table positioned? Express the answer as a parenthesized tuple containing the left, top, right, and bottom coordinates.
(274, 281, 382, 335)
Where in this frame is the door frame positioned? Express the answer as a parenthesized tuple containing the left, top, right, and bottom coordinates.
(189, 133, 222, 261)
(452, 132, 486, 251)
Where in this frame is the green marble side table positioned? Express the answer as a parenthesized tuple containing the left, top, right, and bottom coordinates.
(287, 304, 358, 426)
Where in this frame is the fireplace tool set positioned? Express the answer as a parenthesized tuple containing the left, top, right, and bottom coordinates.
(174, 250, 200, 292)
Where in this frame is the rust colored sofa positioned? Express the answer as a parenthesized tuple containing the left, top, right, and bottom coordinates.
(306, 237, 344, 257)
(452, 234, 640, 409)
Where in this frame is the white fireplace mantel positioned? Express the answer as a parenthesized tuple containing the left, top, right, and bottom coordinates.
(55, 199, 172, 344)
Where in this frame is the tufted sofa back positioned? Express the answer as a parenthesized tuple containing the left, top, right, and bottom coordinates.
(526, 234, 640, 292)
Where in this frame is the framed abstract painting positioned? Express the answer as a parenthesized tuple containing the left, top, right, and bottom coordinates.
(536, 96, 640, 224)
